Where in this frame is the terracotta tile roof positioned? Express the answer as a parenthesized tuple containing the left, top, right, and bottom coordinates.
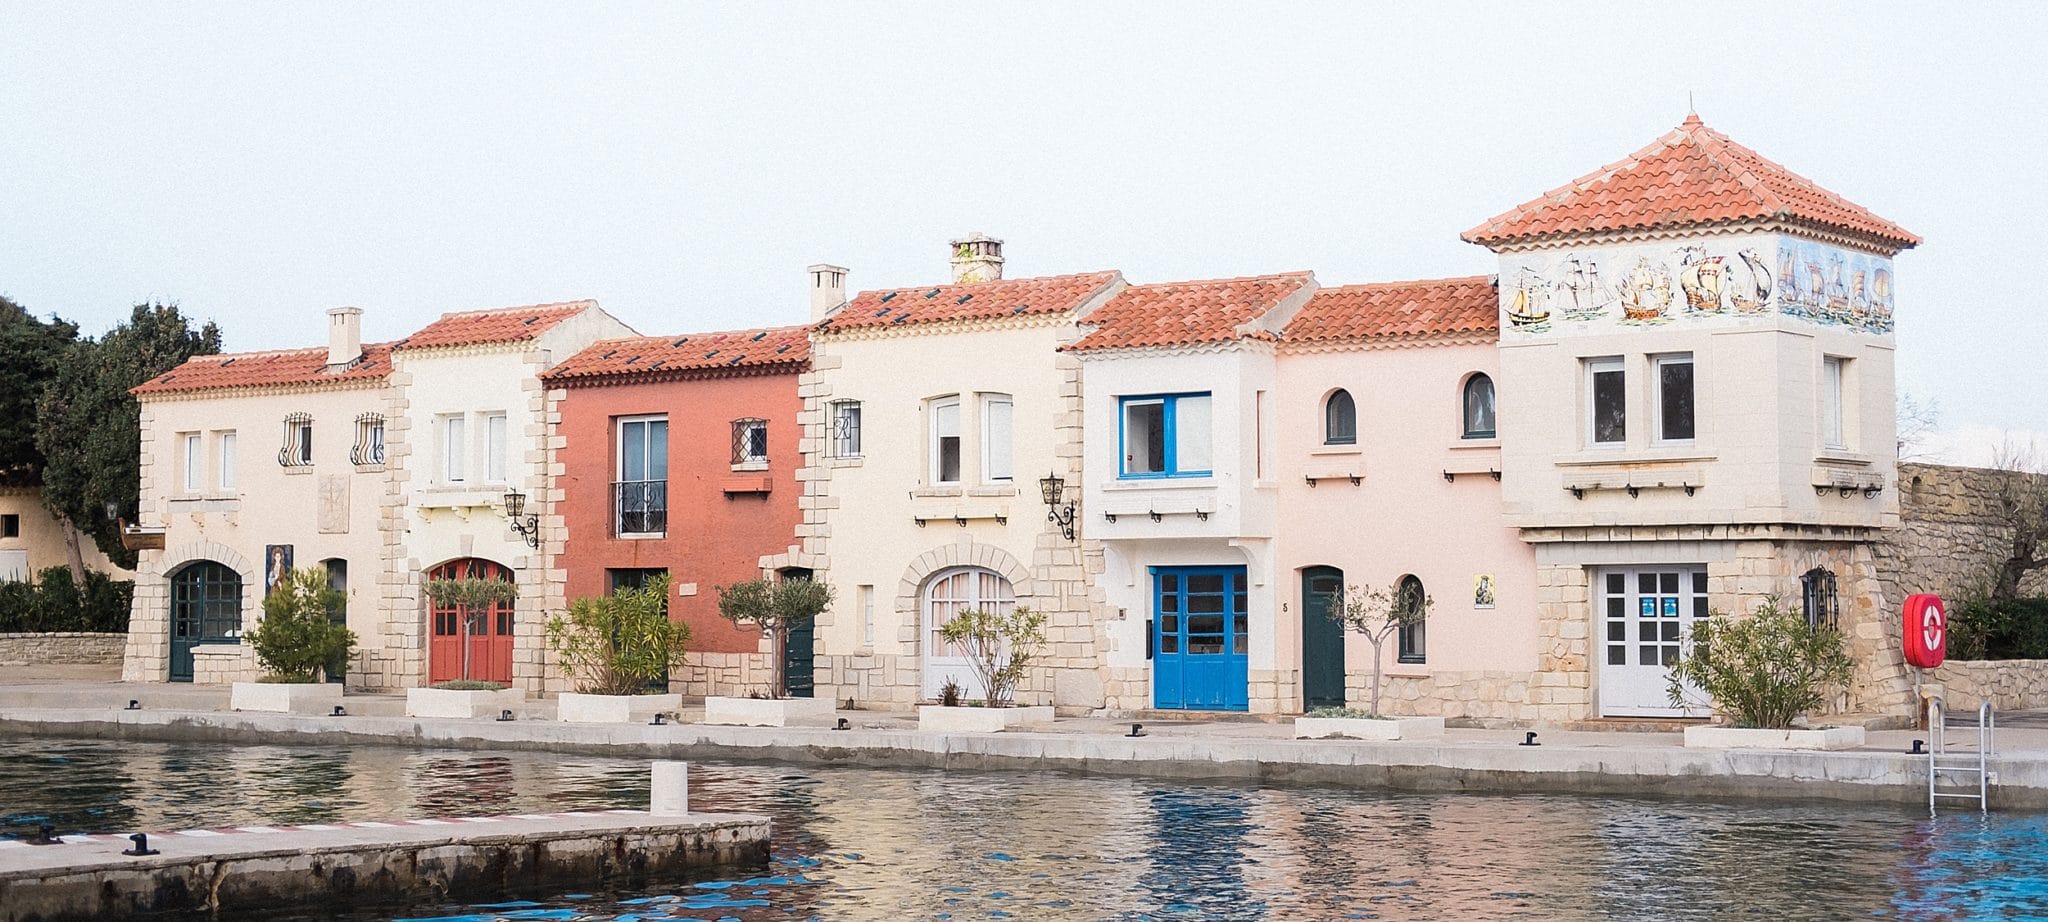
(1463, 115, 1919, 251)
(131, 343, 396, 396)
(544, 325, 811, 385)
(818, 271, 1121, 332)
(1284, 276, 1499, 345)
(396, 300, 596, 351)
(1066, 273, 1314, 353)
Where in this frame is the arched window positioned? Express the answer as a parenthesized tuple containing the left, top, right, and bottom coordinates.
(1800, 567, 1838, 630)
(1324, 389, 1356, 445)
(1396, 574, 1427, 664)
(1462, 374, 1496, 439)
(172, 561, 243, 643)
(924, 567, 1016, 657)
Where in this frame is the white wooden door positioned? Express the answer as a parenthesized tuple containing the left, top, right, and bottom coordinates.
(1598, 566, 1709, 717)
(921, 568, 1014, 701)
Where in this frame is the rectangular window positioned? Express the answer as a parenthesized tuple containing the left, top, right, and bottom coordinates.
(616, 416, 668, 536)
(183, 433, 202, 492)
(280, 415, 313, 467)
(441, 414, 466, 483)
(982, 394, 1013, 482)
(1654, 354, 1695, 443)
(931, 397, 961, 484)
(2, 514, 19, 538)
(860, 584, 875, 645)
(352, 415, 386, 466)
(731, 418, 768, 465)
(1119, 393, 1212, 478)
(1587, 358, 1626, 446)
(217, 431, 236, 491)
(1822, 356, 1846, 450)
(485, 413, 508, 482)
(831, 400, 863, 458)
(607, 567, 668, 594)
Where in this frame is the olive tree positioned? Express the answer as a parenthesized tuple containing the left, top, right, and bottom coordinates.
(716, 576, 833, 699)
(1324, 579, 1431, 717)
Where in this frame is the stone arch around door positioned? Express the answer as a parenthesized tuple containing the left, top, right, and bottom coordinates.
(423, 557, 517, 685)
(158, 542, 258, 683)
(895, 541, 1034, 700)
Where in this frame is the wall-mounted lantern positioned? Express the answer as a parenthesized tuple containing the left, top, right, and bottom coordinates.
(1040, 472, 1077, 541)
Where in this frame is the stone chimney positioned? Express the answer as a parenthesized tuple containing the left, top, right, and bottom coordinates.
(949, 233, 1004, 284)
(326, 306, 363, 370)
(808, 264, 848, 322)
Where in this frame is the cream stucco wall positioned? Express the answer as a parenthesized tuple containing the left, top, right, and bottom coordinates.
(0, 487, 129, 581)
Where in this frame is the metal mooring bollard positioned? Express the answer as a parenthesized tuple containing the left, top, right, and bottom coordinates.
(1911, 739, 1926, 754)
(1127, 723, 1145, 738)
(833, 718, 851, 731)
(1521, 732, 1540, 747)
(330, 705, 347, 717)
(123, 833, 159, 856)
(27, 824, 61, 845)
(496, 709, 516, 722)
(650, 761, 689, 816)
(125, 700, 141, 711)
(649, 713, 668, 726)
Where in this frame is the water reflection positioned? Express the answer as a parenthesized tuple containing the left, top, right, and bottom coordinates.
(4, 738, 2046, 920)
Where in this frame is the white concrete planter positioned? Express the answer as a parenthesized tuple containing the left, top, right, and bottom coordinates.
(703, 696, 837, 727)
(917, 704, 1055, 733)
(230, 681, 345, 715)
(1683, 725, 1866, 751)
(405, 687, 527, 719)
(557, 692, 683, 724)
(1294, 715, 1446, 741)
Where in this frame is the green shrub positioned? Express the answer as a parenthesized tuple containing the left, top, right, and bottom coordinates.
(431, 679, 506, 691)
(246, 567, 356, 682)
(936, 606, 1047, 708)
(546, 574, 688, 696)
(1948, 596, 2048, 660)
(715, 576, 833, 699)
(1306, 706, 1385, 720)
(1665, 596, 1854, 728)
(0, 567, 133, 632)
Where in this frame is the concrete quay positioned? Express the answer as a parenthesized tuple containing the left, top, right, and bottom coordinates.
(0, 807, 768, 922)
(5, 688, 2048, 810)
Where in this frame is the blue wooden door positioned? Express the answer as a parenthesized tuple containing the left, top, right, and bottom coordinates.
(1153, 567, 1249, 711)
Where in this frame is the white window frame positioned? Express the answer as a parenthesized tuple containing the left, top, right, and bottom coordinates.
(1652, 353, 1696, 446)
(441, 414, 467, 483)
(830, 399, 863, 459)
(484, 413, 508, 483)
(616, 415, 668, 482)
(732, 418, 769, 467)
(930, 396, 962, 486)
(182, 433, 203, 493)
(860, 584, 875, 645)
(217, 431, 236, 491)
(1585, 357, 1627, 447)
(981, 393, 1013, 483)
(1822, 356, 1847, 450)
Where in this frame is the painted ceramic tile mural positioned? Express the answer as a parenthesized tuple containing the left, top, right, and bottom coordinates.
(1775, 238, 1894, 333)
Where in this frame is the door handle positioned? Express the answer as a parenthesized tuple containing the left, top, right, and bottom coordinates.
(1146, 619, 1154, 660)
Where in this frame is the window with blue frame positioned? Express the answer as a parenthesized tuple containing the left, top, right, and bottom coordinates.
(1120, 393, 1212, 478)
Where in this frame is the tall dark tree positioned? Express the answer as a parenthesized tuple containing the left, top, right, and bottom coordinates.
(36, 302, 222, 572)
(0, 295, 79, 483)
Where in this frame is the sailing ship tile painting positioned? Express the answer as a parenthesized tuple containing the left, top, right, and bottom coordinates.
(1500, 235, 1894, 335)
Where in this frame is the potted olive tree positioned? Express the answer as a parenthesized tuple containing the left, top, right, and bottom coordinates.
(706, 576, 837, 726)
(1671, 596, 1863, 750)
(230, 567, 357, 714)
(1294, 579, 1445, 741)
(405, 576, 529, 718)
(919, 606, 1054, 732)
(547, 574, 691, 723)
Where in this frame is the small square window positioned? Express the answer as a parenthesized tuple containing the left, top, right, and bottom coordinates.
(1, 514, 18, 538)
(731, 418, 768, 465)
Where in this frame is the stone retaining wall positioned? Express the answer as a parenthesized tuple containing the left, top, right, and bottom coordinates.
(1933, 659, 2048, 712)
(1878, 463, 2048, 604)
(0, 632, 126, 667)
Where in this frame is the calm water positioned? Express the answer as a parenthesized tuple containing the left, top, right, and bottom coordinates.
(2, 739, 2046, 920)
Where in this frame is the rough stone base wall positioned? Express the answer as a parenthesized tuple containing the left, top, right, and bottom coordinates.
(1933, 659, 2048, 712)
(0, 632, 128, 667)
(1373, 670, 1587, 724)
(671, 650, 778, 699)
(190, 644, 261, 685)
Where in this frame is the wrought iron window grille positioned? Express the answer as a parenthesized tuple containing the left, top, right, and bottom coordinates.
(278, 412, 314, 467)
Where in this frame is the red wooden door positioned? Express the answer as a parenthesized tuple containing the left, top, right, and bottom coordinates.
(426, 559, 516, 684)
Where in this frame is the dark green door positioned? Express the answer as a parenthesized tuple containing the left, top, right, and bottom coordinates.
(1302, 566, 1346, 711)
(780, 568, 815, 698)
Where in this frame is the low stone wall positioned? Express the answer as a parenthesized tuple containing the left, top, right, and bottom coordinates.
(671, 651, 779, 700)
(1933, 659, 2048, 712)
(0, 632, 126, 667)
(1373, 670, 1587, 724)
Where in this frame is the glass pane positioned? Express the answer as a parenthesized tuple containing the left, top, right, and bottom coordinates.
(648, 420, 668, 478)
(1640, 645, 1658, 663)
(1694, 597, 1709, 618)
(1189, 574, 1225, 594)
(1822, 358, 1845, 448)
(938, 437, 960, 482)
(1608, 645, 1626, 665)
(1464, 376, 1496, 437)
(1607, 597, 1624, 618)
(1160, 595, 1178, 613)
(1660, 573, 1678, 594)
(1662, 621, 1680, 641)
(1124, 402, 1164, 474)
(1607, 621, 1626, 641)
(1232, 592, 1248, 613)
(1189, 636, 1224, 655)
(1233, 636, 1248, 655)
(1187, 595, 1224, 614)
(984, 397, 1013, 480)
(1639, 622, 1657, 641)
(1325, 390, 1356, 443)
(1660, 646, 1680, 667)
(1607, 573, 1625, 594)
(1159, 635, 1178, 654)
(1659, 360, 1695, 441)
(1160, 615, 1179, 634)
(1638, 573, 1657, 593)
(1174, 395, 1213, 472)
(1593, 368, 1626, 443)
(1232, 614, 1248, 635)
(1188, 615, 1225, 634)
(1160, 574, 1179, 592)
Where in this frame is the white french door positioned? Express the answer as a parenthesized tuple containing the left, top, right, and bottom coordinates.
(1597, 566, 1709, 717)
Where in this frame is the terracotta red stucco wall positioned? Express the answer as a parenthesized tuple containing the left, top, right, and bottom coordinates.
(553, 370, 804, 654)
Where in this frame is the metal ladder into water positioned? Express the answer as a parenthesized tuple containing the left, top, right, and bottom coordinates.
(1927, 696, 1995, 816)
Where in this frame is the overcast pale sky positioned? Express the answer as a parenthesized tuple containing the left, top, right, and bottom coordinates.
(2, 3, 2042, 461)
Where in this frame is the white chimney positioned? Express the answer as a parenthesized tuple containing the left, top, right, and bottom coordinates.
(809, 264, 848, 322)
(326, 306, 363, 370)
(949, 233, 1004, 284)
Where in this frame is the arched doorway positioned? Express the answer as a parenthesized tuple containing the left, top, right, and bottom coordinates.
(169, 561, 242, 682)
(1301, 566, 1346, 711)
(426, 558, 516, 685)
(922, 566, 1015, 700)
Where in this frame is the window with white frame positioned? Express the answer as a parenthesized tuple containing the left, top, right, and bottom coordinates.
(280, 413, 313, 467)
(1586, 358, 1626, 446)
(182, 433, 203, 492)
(440, 414, 467, 483)
(484, 413, 508, 482)
(982, 393, 1013, 482)
(615, 415, 668, 536)
(1120, 392, 1212, 478)
(1654, 353, 1695, 443)
(1822, 356, 1847, 450)
(352, 414, 385, 466)
(860, 584, 875, 645)
(731, 418, 768, 466)
(830, 400, 862, 458)
(930, 397, 961, 485)
(1462, 373, 1497, 439)
(217, 431, 236, 491)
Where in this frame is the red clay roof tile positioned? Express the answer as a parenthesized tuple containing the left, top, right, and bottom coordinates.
(1463, 116, 1919, 251)
(1066, 273, 1314, 353)
(1283, 276, 1498, 345)
(544, 325, 811, 385)
(397, 300, 595, 351)
(818, 271, 1121, 332)
(131, 342, 396, 396)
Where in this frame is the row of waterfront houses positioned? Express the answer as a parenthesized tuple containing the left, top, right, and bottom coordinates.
(119, 116, 1925, 722)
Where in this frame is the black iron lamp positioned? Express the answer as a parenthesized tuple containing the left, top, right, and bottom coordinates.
(1039, 472, 1077, 541)
(503, 489, 540, 548)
